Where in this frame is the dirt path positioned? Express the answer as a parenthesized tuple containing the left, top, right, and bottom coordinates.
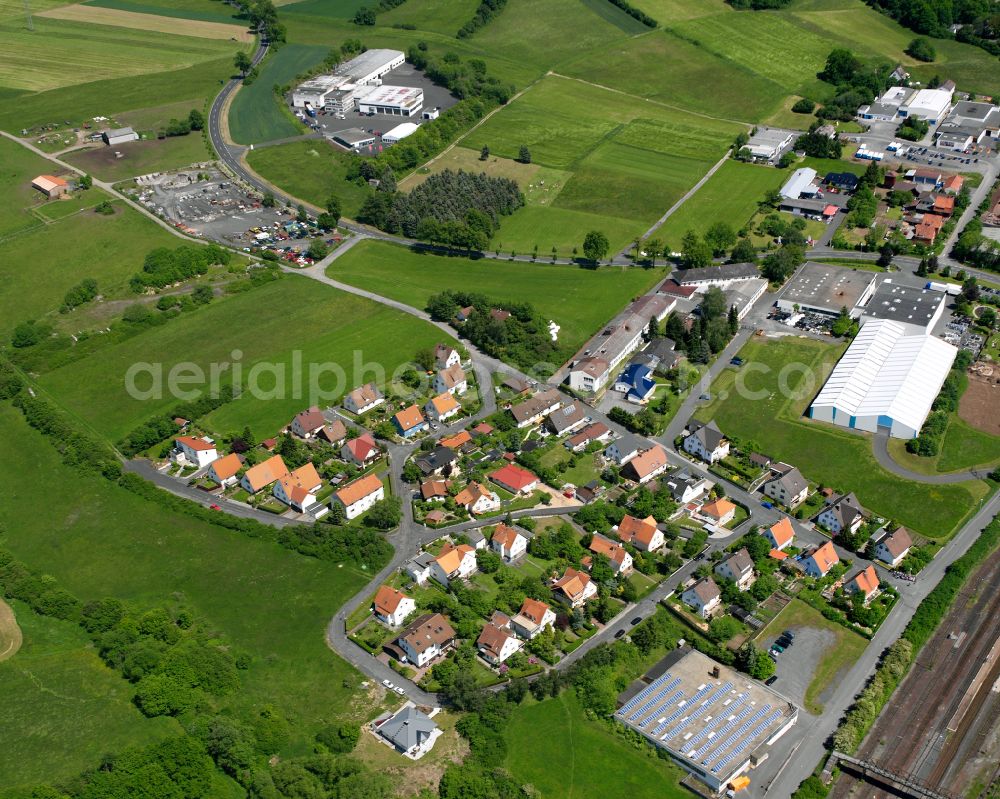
(0, 599, 23, 662)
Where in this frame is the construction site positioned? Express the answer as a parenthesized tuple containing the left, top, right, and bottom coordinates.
(829, 544, 1000, 799)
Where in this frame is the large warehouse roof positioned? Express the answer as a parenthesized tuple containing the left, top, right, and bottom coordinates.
(811, 319, 957, 436)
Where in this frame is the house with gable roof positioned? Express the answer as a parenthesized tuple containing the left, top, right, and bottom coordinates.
(290, 406, 326, 439)
(615, 514, 664, 552)
(373, 585, 415, 627)
(430, 542, 477, 586)
(490, 524, 527, 562)
(510, 598, 556, 639)
(683, 420, 730, 463)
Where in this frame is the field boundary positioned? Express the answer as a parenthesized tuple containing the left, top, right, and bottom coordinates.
(37, 3, 253, 41)
(0, 599, 23, 662)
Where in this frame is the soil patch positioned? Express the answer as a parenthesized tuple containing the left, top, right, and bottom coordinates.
(0, 599, 23, 662)
(37, 3, 252, 41)
(959, 369, 1000, 436)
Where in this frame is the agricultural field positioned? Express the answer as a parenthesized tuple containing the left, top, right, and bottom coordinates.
(657, 160, 788, 250)
(38, 3, 252, 41)
(327, 240, 667, 360)
(0, 405, 375, 759)
(630, 0, 729, 20)
(0, 134, 63, 238)
(228, 43, 328, 145)
(63, 132, 211, 181)
(377, 0, 480, 36)
(0, 599, 178, 791)
(246, 138, 372, 216)
(463, 75, 742, 252)
(37, 276, 445, 441)
(0, 16, 244, 93)
(693, 336, 989, 538)
(278, 0, 369, 19)
(85, 0, 246, 24)
(504, 692, 689, 799)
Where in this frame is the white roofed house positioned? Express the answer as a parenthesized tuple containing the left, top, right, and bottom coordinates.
(779, 167, 819, 200)
(683, 420, 729, 464)
(714, 548, 756, 591)
(173, 436, 218, 468)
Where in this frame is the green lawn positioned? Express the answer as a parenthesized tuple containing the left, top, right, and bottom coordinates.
(693, 337, 989, 538)
(328, 240, 666, 362)
(0, 134, 62, 238)
(0, 600, 179, 792)
(85, 0, 245, 23)
(504, 691, 690, 799)
(0, 15, 241, 93)
(247, 139, 373, 216)
(37, 275, 445, 441)
(0, 404, 373, 758)
(228, 43, 328, 145)
(888, 413, 1000, 475)
(657, 160, 788, 250)
(757, 598, 867, 715)
(376, 0, 480, 35)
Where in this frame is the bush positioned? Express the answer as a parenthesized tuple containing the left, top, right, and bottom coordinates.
(906, 37, 936, 61)
(316, 723, 360, 753)
(791, 98, 816, 113)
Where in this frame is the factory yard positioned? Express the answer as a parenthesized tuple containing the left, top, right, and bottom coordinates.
(830, 545, 1000, 799)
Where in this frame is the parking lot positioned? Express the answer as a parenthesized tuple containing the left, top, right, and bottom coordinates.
(294, 62, 458, 153)
(758, 626, 833, 714)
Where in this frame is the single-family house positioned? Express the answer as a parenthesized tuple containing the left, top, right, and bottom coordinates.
(430, 542, 477, 586)
(614, 362, 656, 404)
(553, 567, 597, 608)
(174, 436, 218, 468)
(319, 419, 347, 445)
(702, 498, 737, 526)
(274, 462, 325, 514)
(508, 389, 562, 428)
(208, 453, 242, 487)
(343, 383, 385, 415)
(471, 422, 493, 438)
(568, 356, 611, 393)
(405, 552, 436, 585)
(342, 433, 380, 466)
(489, 463, 539, 495)
(415, 446, 457, 477)
(333, 473, 385, 519)
(714, 548, 755, 591)
(510, 598, 556, 639)
(490, 524, 527, 562)
(546, 403, 589, 436)
(763, 465, 809, 508)
(802, 541, 840, 578)
(290, 406, 326, 439)
(477, 623, 522, 665)
(467, 530, 487, 550)
(435, 343, 461, 369)
(623, 444, 669, 484)
(425, 392, 461, 422)
(375, 705, 440, 758)
(873, 526, 912, 568)
(240, 454, 288, 494)
(665, 470, 711, 504)
(566, 422, 611, 452)
(615, 514, 664, 552)
(373, 586, 415, 627)
(420, 479, 451, 502)
(604, 432, 645, 465)
(588, 533, 633, 575)
(454, 482, 501, 515)
(396, 613, 455, 667)
(683, 420, 730, 464)
(816, 492, 865, 536)
(394, 405, 428, 438)
(455, 305, 475, 323)
(440, 430, 472, 450)
(845, 565, 880, 603)
(434, 364, 467, 396)
(764, 517, 795, 551)
(681, 577, 722, 619)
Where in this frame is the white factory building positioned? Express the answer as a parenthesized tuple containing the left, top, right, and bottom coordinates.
(381, 122, 419, 143)
(857, 84, 954, 124)
(291, 48, 415, 114)
(809, 319, 957, 439)
(358, 85, 424, 117)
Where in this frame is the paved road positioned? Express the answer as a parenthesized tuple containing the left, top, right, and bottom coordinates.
(871, 432, 984, 483)
(762, 493, 1000, 797)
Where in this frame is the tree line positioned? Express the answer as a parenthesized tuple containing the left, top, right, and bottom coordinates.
(457, 0, 508, 38)
(130, 243, 232, 291)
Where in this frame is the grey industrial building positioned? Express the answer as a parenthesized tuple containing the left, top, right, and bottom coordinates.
(776, 263, 878, 316)
(857, 280, 947, 332)
(615, 648, 798, 792)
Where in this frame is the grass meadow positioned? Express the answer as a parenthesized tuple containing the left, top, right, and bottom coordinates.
(0, 404, 375, 758)
(37, 276, 445, 441)
(504, 692, 689, 799)
(247, 139, 372, 215)
(0, 16, 242, 93)
(85, 0, 246, 24)
(64, 132, 211, 181)
(0, 135, 61, 238)
(887, 414, 1000, 476)
(377, 0, 480, 36)
(693, 336, 989, 538)
(0, 600, 179, 791)
(228, 43, 328, 144)
(328, 240, 667, 361)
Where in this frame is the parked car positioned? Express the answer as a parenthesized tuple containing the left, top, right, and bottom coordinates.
(631, 616, 643, 626)
(394, 686, 405, 695)
(783, 630, 795, 640)
(771, 644, 784, 653)
(765, 675, 778, 686)
(761, 501, 774, 509)
(730, 357, 744, 366)
(210, 504, 221, 511)
(382, 679, 393, 689)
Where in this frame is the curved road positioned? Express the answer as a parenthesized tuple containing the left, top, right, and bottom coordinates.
(871, 433, 986, 483)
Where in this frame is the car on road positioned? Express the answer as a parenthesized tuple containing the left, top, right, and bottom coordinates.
(394, 686, 405, 695)
(761, 501, 773, 509)
(631, 616, 643, 625)
(615, 629, 626, 639)
(382, 679, 394, 689)
(730, 357, 744, 366)
(765, 675, 778, 686)
(699, 393, 712, 401)
(210, 504, 221, 510)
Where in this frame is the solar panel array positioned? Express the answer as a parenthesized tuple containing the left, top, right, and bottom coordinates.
(709, 709, 783, 773)
(658, 682, 734, 742)
(680, 693, 749, 755)
(625, 678, 682, 723)
(617, 671, 675, 717)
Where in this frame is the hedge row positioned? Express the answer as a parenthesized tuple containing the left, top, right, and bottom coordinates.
(118, 386, 237, 456)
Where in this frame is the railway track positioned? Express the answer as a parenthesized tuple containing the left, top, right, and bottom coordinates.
(831, 550, 1000, 799)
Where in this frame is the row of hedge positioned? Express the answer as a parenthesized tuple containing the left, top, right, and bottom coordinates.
(118, 386, 237, 456)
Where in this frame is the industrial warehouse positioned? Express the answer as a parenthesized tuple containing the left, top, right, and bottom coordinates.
(291, 49, 423, 117)
(615, 649, 799, 793)
(809, 318, 958, 439)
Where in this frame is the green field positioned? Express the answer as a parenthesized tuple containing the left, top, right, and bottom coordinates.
(0, 600, 179, 791)
(85, 0, 244, 23)
(0, 405, 373, 761)
(694, 337, 989, 538)
(0, 134, 62, 238)
(38, 276, 445, 440)
(246, 139, 372, 216)
(278, 0, 369, 18)
(630, 0, 729, 20)
(657, 160, 788, 249)
(0, 16, 240, 93)
(63, 132, 211, 181)
(377, 0, 480, 36)
(228, 43, 328, 145)
(504, 692, 689, 799)
(328, 240, 667, 361)
(888, 413, 1000, 475)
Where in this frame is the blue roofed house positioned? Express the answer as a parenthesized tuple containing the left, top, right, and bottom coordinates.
(613, 361, 656, 404)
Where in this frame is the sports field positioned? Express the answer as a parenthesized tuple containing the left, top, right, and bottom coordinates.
(228, 43, 328, 144)
(657, 160, 788, 250)
(37, 276, 445, 440)
(504, 692, 689, 799)
(328, 240, 667, 361)
(0, 598, 178, 790)
(693, 337, 989, 538)
(0, 404, 374, 760)
(246, 138, 372, 215)
(0, 16, 243, 92)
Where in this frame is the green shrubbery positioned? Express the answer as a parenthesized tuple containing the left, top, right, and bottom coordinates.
(118, 387, 237, 456)
(130, 244, 231, 291)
